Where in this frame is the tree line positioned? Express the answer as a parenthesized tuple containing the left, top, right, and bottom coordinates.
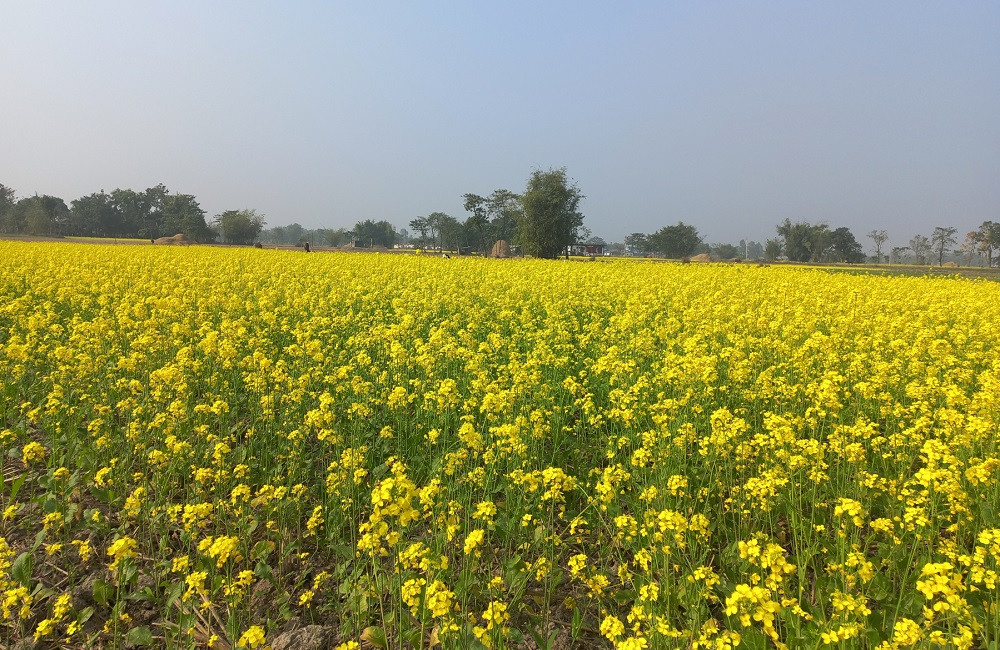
(769, 221, 999, 266)
(619, 219, 998, 267)
(0, 182, 267, 245)
(0, 168, 585, 258)
(4, 178, 994, 265)
(258, 168, 585, 258)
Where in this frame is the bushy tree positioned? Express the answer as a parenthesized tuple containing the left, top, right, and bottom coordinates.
(711, 243, 740, 259)
(776, 219, 830, 262)
(461, 196, 489, 253)
(70, 192, 120, 237)
(517, 168, 584, 259)
(485, 189, 521, 245)
(321, 228, 352, 247)
(161, 194, 214, 242)
(215, 209, 265, 245)
(109, 185, 166, 238)
(0, 183, 15, 233)
(463, 189, 522, 253)
(624, 232, 650, 255)
(352, 219, 397, 248)
(264, 223, 306, 245)
(9, 195, 71, 236)
(648, 222, 701, 258)
(434, 214, 465, 251)
(764, 238, 782, 261)
(975, 221, 1000, 267)
(409, 216, 431, 245)
(738, 240, 764, 260)
(828, 227, 865, 263)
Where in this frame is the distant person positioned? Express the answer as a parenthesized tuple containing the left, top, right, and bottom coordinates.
(304, 242, 311, 253)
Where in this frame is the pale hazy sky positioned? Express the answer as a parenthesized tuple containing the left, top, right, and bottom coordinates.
(1, 2, 997, 246)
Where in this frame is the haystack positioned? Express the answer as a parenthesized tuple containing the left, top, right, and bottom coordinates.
(153, 233, 190, 245)
(490, 240, 511, 258)
(942, 261, 958, 267)
(690, 253, 711, 262)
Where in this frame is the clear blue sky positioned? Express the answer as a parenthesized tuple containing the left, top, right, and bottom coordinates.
(1, 1, 997, 247)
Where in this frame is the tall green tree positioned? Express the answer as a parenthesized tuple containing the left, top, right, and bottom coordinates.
(739, 239, 765, 260)
(161, 194, 214, 242)
(649, 222, 701, 258)
(321, 228, 352, 247)
(71, 191, 120, 237)
(486, 189, 521, 245)
(215, 209, 265, 245)
(776, 219, 830, 262)
(425, 212, 454, 250)
(975, 220, 1000, 267)
(434, 213, 464, 251)
(461, 189, 522, 252)
(931, 226, 958, 266)
(764, 238, 782, 261)
(909, 234, 931, 264)
(711, 243, 740, 259)
(461, 194, 490, 253)
(828, 227, 865, 263)
(0, 183, 16, 233)
(409, 216, 430, 244)
(516, 168, 584, 259)
(625, 232, 650, 255)
(270, 223, 306, 245)
(109, 185, 167, 238)
(352, 219, 397, 248)
(10, 195, 70, 236)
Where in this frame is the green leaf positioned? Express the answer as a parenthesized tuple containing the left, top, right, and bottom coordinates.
(78, 606, 95, 624)
(92, 578, 114, 607)
(125, 626, 154, 646)
(251, 540, 274, 562)
(165, 581, 185, 608)
(330, 543, 354, 561)
(225, 614, 240, 647)
(871, 573, 892, 600)
(254, 559, 274, 581)
(10, 473, 27, 500)
(361, 626, 388, 649)
(11, 551, 33, 586)
(546, 567, 564, 595)
(128, 585, 157, 603)
(571, 607, 583, 639)
(739, 627, 769, 650)
(613, 589, 636, 605)
(119, 561, 138, 587)
(400, 627, 422, 647)
(528, 627, 545, 650)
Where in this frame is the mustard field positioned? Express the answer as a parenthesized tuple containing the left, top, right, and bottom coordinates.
(2, 241, 1000, 649)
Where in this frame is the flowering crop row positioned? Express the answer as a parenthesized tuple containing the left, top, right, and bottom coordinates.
(1, 241, 999, 648)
